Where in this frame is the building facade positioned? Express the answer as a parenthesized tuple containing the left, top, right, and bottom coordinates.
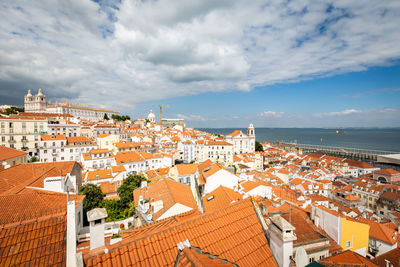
(0, 117, 47, 156)
(225, 123, 256, 154)
(24, 89, 119, 121)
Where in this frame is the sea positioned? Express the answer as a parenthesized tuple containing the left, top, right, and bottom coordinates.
(198, 128, 400, 153)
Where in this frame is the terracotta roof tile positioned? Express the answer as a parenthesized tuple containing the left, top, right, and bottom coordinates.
(0, 214, 66, 267)
(203, 186, 243, 212)
(0, 146, 27, 162)
(319, 250, 378, 267)
(372, 247, 400, 267)
(176, 164, 199, 176)
(133, 178, 197, 221)
(85, 199, 277, 267)
(0, 189, 83, 224)
(0, 161, 78, 195)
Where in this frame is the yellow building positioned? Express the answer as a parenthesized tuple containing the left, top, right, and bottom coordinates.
(0, 117, 48, 156)
(314, 205, 370, 256)
(340, 217, 370, 255)
(96, 134, 120, 151)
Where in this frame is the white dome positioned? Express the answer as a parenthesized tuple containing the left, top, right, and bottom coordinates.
(147, 110, 156, 122)
(248, 123, 254, 128)
(26, 89, 32, 97)
(37, 88, 44, 96)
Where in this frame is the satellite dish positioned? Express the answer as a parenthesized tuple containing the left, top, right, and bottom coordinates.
(295, 247, 308, 267)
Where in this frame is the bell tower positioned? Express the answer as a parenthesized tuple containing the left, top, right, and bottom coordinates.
(247, 123, 255, 152)
(24, 88, 47, 112)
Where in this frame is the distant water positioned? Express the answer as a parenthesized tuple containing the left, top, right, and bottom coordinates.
(199, 128, 400, 152)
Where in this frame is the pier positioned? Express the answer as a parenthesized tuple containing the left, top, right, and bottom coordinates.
(280, 142, 400, 162)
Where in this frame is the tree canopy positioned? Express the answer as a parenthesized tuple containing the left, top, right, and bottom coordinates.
(1, 106, 24, 115)
(255, 141, 264, 152)
(118, 175, 148, 207)
(111, 114, 131, 121)
(103, 113, 109, 120)
(78, 183, 104, 213)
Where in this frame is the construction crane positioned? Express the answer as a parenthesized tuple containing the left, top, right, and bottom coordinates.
(129, 104, 170, 125)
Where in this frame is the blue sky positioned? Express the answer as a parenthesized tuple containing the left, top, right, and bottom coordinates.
(0, 0, 400, 128)
(136, 64, 400, 128)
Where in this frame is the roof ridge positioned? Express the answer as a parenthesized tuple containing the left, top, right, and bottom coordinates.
(97, 198, 254, 259)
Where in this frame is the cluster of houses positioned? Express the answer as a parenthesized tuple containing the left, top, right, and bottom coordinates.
(1, 94, 400, 266)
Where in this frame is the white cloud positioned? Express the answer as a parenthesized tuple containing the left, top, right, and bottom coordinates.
(259, 111, 285, 118)
(0, 0, 400, 113)
(177, 114, 206, 121)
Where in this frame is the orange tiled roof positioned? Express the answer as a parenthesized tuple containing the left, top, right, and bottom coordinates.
(0, 161, 78, 195)
(0, 214, 67, 266)
(203, 186, 243, 212)
(85, 199, 277, 267)
(40, 134, 66, 141)
(115, 151, 144, 164)
(0, 189, 84, 224)
(111, 165, 126, 173)
(99, 181, 118, 195)
(176, 163, 199, 176)
(0, 145, 27, 161)
(98, 134, 111, 138)
(372, 247, 400, 267)
(319, 250, 378, 267)
(357, 217, 398, 245)
(176, 246, 237, 266)
(86, 169, 113, 181)
(375, 168, 400, 175)
(90, 149, 111, 154)
(67, 136, 94, 144)
(133, 178, 197, 220)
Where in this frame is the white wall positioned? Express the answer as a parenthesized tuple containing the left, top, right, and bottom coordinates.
(204, 169, 239, 195)
(156, 203, 193, 221)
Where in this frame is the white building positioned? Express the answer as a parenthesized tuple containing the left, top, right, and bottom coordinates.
(195, 140, 234, 166)
(81, 149, 115, 170)
(177, 140, 196, 163)
(24, 89, 119, 121)
(0, 117, 48, 156)
(200, 163, 239, 195)
(47, 121, 80, 137)
(39, 135, 97, 162)
(225, 123, 256, 154)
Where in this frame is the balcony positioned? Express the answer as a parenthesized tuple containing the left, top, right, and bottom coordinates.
(21, 139, 28, 143)
(8, 139, 16, 143)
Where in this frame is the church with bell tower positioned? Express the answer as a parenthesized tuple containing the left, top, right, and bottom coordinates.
(24, 89, 47, 113)
(225, 123, 256, 154)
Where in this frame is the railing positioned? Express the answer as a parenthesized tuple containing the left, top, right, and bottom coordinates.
(287, 143, 399, 156)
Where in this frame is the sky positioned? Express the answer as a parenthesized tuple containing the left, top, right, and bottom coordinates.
(0, 0, 400, 128)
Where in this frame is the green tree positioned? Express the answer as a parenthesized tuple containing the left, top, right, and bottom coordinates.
(118, 175, 148, 208)
(78, 184, 104, 213)
(103, 113, 109, 120)
(29, 156, 39, 163)
(1, 106, 24, 115)
(255, 141, 264, 152)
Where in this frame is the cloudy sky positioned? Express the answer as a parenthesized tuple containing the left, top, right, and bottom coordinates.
(1, 0, 400, 128)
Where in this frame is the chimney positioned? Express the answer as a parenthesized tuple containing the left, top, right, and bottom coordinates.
(87, 208, 108, 250)
(268, 215, 296, 267)
(67, 200, 77, 267)
(140, 181, 148, 188)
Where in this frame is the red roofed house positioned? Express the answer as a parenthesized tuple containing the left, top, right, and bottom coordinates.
(374, 169, 400, 184)
(133, 178, 200, 222)
(0, 145, 28, 168)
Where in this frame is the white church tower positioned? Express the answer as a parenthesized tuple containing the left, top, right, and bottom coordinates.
(147, 110, 156, 123)
(247, 123, 256, 152)
(24, 89, 47, 113)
